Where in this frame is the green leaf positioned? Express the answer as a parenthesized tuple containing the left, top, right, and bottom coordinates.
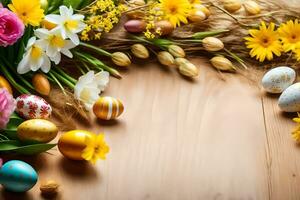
(63, 0, 83, 9)
(0, 140, 21, 151)
(0, 140, 57, 155)
(2, 113, 24, 140)
(14, 143, 57, 155)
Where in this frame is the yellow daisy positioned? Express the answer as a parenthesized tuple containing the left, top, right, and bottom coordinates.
(8, 0, 44, 26)
(278, 20, 300, 52)
(159, 0, 191, 27)
(189, 0, 201, 4)
(81, 134, 110, 164)
(293, 48, 300, 61)
(245, 22, 282, 62)
(292, 113, 300, 142)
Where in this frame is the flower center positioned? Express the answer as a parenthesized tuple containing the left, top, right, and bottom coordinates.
(30, 45, 42, 60)
(80, 88, 92, 102)
(261, 37, 270, 47)
(169, 5, 178, 14)
(50, 35, 65, 48)
(64, 20, 78, 31)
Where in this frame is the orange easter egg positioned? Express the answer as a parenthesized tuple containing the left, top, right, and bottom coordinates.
(0, 76, 12, 94)
(93, 97, 124, 120)
(58, 130, 94, 160)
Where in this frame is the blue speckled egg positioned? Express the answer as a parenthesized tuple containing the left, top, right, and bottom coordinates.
(262, 66, 296, 94)
(279, 83, 300, 112)
(0, 160, 38, 192)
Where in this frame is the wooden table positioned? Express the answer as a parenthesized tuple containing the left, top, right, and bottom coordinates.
(1, 57, 300, 200)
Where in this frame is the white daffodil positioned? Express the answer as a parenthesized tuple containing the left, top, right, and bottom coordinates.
(35, 28, 76, 64)
(74, 71, 110, 110)
(17, 37, 51, 74)
(45, 6, 86, 45)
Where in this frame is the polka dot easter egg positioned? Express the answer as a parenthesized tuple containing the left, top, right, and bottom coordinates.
(15, 94, 52, 119)
(93, 97, 124, 120)
(262, 66, 296, 94)
(0, 160, 38, 192)
(278, 83, 300, 112)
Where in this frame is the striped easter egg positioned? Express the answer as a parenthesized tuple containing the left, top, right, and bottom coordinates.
(93, 97, 124, 120)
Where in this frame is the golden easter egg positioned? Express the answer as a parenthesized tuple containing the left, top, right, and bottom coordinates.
(58, 130, 94, 160)
(17, 119, 58, 143)
(93, 97, 124, 120)
(0, 76, 13, 94)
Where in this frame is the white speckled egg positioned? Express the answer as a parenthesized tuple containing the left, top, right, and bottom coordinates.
(262, 66, 296, 94)
(15, 94, 52, 119)
(278, 82, 300, 112)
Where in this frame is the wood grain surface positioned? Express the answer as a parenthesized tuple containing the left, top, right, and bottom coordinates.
(1, 57, 300, 200)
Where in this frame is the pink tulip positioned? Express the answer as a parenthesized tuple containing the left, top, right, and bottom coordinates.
(0, 7, 24, 47)
(0, 88, 16, 129)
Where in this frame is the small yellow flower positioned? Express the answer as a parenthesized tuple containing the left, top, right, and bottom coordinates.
(8, 0, 44, 26)
(292, 113, 300, 142)
(82, 134, 110, 164)
(278, 20, 300, 52)
(245, 22, 282, 62)
(159, 0, 191, 27)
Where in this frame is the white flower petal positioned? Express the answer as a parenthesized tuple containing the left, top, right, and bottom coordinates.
(61, 49, 73, 58)
(66, 32, 79, 45)
(41, 55, 51, 73)
(50, 53, 61, 64)
(34, 28, 50, 39)
(72, 14, 85, 21)
(17, 53, 30, 74)
(45, 14, 61, 24)
(26, 37, 36, 49)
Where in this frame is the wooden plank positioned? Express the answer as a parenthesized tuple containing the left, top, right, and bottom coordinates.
(1, 59, 271, 199)
(262, 90, 300, 200)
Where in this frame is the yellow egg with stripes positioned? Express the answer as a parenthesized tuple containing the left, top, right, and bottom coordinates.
(93, 97, 124, 120)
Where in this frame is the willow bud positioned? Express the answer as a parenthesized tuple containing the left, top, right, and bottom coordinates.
(112, 52, 131, 67)
(168, 45, 185, 58)
(126, 11, 145, 19)
(223, 0, 241, 13)
(40, 0, 48, 10)
(157, 51, 175, 66)
(188, 10, 206, 23)
(155, 20, 174, 36)
(175, 58, 189, 66)
(128, 0, 146, 6)
(243, 0, 260, 15)
(193, 4, 211, 17)
(202, 37, 224, 52)
(178, 62, 199, 78)
(210, 56, 236, 71)
(131, 44, 149, 59)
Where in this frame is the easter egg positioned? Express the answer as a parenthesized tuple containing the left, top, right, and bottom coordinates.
(278, 83, 300, 112)
(17, 119, 58, 143)
(15, 94, 52, 119)
(0, 160, 38, 192)
(93, 97, 124, 120)
(262, 66, 296, 94)
(58, 130, 94, 160)
(0, 76, 13, 94)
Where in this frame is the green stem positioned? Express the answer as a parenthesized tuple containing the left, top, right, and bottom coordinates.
(48, 71, 66, 95)
(0, 63, 29, 94)
(53, 67, 77, 84)
(224, 48, 248, 69)
(74, 51, 122, 79)
(50, 70, 75, 89)
(192, 30, 229, 39)
(80, 42, 112, 57)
